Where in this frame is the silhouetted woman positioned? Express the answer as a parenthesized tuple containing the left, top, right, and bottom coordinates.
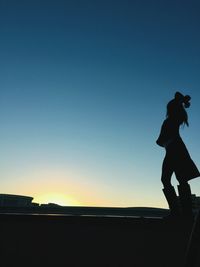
(156, 92, 200, 218)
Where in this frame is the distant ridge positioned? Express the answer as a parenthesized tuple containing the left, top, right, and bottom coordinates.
(0, 193, 169, 217)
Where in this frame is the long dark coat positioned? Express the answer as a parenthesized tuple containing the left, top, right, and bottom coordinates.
(156, 118, 200, 181)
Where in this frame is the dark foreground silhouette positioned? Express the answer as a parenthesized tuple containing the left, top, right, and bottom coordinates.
(0, 213, 197, 267)
(156, 92, 200, 218)
(184, 210, 200, 267)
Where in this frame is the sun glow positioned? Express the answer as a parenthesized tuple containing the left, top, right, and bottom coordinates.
(34, 192, 80, 206)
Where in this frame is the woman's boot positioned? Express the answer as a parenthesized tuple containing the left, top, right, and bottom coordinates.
(177, 183, 193, 218)
(162, 186, 180, 217)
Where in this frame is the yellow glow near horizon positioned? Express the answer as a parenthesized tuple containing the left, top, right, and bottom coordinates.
(34, 192, 81, 206)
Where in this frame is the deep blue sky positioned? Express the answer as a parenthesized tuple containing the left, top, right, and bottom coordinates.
(0, 0, 200, 207)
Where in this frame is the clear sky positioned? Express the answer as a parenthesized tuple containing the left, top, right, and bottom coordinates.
(1, 0, 200, 207)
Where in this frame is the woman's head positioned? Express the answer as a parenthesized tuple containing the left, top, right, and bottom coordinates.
(166, 92, 191, 126)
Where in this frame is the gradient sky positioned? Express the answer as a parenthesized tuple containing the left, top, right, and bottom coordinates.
(1, 0, 200, 207)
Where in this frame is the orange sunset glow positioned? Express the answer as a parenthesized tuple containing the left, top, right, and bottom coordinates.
(34, 192, 80, 206)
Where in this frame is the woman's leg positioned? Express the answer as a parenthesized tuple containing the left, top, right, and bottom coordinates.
(161, 156, 180, 216)
(161, 156, 173, 188)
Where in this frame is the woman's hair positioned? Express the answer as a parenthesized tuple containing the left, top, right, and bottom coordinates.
(166, 92, 191, 126)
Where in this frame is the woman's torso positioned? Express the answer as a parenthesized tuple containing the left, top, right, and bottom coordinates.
(156, 118, 181, 148)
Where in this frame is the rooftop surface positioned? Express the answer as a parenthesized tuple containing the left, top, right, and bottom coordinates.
(0, 213, 196, 267)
